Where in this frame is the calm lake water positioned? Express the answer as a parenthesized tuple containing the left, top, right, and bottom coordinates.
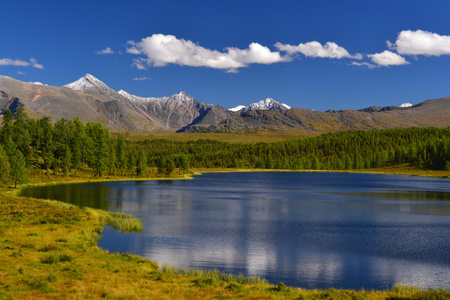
(20, 172, 450, 290)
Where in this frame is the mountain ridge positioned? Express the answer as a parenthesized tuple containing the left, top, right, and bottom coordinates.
(1, 74, 449, 135)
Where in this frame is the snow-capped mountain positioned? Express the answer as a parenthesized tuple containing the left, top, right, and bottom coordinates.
(62, 75, 233, 131)
(229, 105, 246, 112)
(118, 89, 159, 103)
(229, 98, 291, 112)
(119, 90, 198, 105)
(64, 74, 121, 100)
(399, 103, 413, 108)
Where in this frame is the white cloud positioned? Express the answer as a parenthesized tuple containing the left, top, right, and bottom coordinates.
(17, 71, 27, 75)
(30, 58, 44, 69)
(226, 42, 291, 65)
(132, 58, 148, 70)
(30, 82, 48, 86)
(350, 61, 377, 69)
(0, 58, 31, 67)
(127, 34, 289, 72)
(275, 41, 362, 59)
(0, 58, 44, 69)
(389, 30, 450, 56)
(96, 47, 114, 55)
(368, 50, 410, 66)
(133, 76, 152, 81)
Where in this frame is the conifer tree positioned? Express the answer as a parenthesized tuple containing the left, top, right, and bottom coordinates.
(136, 150, 147, 176)
(73, 117, 88, 166)
(12, 107, 31, 160)
(9, 149, 28, 188)
(0, 109, 13, 144)
(0, 145, 10, 184)
(86, 122, 110, 177)
(36, 116, 55, 170)
(265, 155, 274, 169)
(116, 134, 126, 173)
(179, 154, 190, 174)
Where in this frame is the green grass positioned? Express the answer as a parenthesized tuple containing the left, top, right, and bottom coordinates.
(102, 211, 143, 232)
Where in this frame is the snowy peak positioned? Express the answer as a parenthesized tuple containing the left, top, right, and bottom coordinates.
(169, 91, 197, 104)
(229, 105, 246, 112)
(63, 74, 121, 100)
(249, 98, 291, 110)
(399, 103, 413, 108)
(64, 74, 106, 91)
(117, 89, 157, 102)
(118, 90, 198, 105)
(117, 89, 133, 100)
(229, 98, 291, 112)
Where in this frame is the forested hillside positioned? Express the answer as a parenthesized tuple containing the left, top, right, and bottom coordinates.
(1, 108, 449, 186)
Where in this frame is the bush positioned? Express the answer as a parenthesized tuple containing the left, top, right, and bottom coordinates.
(40, 253, 73, 264)
(40, 254, 59, 264)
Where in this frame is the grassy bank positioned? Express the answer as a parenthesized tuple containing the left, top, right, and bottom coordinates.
(1, 167, 449, 299)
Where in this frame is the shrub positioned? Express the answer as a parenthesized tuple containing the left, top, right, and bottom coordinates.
(38, 245, 57, 252)
(40, 254, 59, 264)
(58, 254, 73, 262)
(40, 253, 73, 264)
(47, 273, 58, 282)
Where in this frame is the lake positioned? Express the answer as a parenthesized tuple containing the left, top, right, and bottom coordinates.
(20, 172, 450, 290)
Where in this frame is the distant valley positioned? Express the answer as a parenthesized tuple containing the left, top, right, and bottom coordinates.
(1, 74, 449, 135)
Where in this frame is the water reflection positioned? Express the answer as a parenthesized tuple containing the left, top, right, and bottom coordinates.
(20, 172, 450, 290)
(20, 182, 114, 210)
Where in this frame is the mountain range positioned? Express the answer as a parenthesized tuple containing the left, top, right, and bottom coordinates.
(1, 74, 449, 135)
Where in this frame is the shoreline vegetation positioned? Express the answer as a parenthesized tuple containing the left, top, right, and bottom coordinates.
(1, 167, 450, 299)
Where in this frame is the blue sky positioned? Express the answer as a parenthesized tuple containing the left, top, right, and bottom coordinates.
(1, 0, 450, 111)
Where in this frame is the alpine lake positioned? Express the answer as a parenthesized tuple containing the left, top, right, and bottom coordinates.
(20, 172, 450, 291)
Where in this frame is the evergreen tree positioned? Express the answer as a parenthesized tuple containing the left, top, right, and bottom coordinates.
(9, 149, 28, 188)
(127, 150, 137, 177)
(86, 122, 110, 177)
(157, 158, 175, 177)
(2, 135, 16, 157)
(179, 154, 190, 174)
(73, 117, 88, 166)
(116, 133, 126, 172)
(312, 156, 321, 170)
(136, 150, 147, 177)
(445, 161, 450, 172)
(11, 107, 31, 160)
(60, 145, 72, 175)
(0, 109, 13, 144)
(36, 117, 55, 170)
(108, 142, 117, 175)
(0, 145, 10, 184)
(265, 155, 274, 169)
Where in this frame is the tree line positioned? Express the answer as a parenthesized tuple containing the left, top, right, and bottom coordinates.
(1, 108, 449, 186)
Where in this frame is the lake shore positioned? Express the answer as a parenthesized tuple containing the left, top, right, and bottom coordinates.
(1, 165, 449, 299)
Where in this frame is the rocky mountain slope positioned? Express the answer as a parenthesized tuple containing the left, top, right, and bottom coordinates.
(1, 74, 449, 135)
(201, 97, 450, 134)
(0, 75, 235, 132)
